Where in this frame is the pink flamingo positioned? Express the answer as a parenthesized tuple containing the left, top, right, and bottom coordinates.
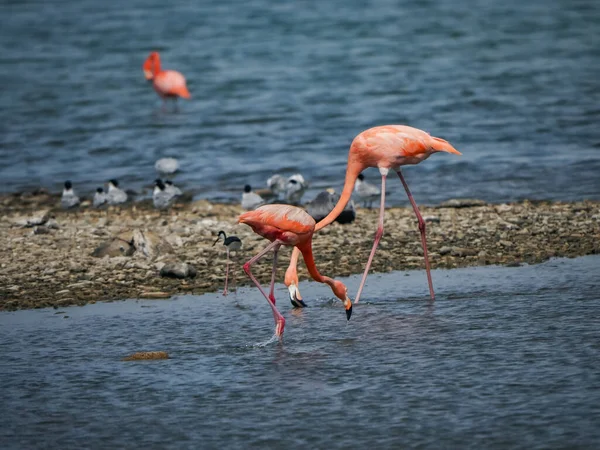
(143, 52, 191, 100)
(239, 204, 353, 338)
(285, 125, 461, 305)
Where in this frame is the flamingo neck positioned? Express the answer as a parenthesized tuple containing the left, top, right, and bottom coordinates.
(284, 248, 301, 285)
(297, 242, 335, 289)
(152, 55, 162, 75)
(314, 161, 363, 231)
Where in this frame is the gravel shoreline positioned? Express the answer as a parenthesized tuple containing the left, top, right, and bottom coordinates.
(1, 190, 599, 311)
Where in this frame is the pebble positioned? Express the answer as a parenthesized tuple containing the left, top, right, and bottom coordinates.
(159, 262, 197, 279)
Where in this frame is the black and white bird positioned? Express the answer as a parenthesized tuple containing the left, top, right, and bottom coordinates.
(213, 230, 243, 296)
(61, 181, 80, 209)
(354, 173, 380, 208)
(154, 157, 179, 175)
(93, 187, 107, 208)
(164, 180, 182, 197)
(285, 173, 307, 204)
(106, 179, 128, 205)
(153, 179, 177, 210)
(306, 188, 356, 224)
(241, 185, 265, 210)
(266, 174, 286, 199)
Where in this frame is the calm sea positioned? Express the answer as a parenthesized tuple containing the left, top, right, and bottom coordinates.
(0, 0, 598, 205)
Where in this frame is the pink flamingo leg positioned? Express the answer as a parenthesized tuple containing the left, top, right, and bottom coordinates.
(355, 170, 387, 304)
(223, 248, 230, 296)
(396, 168, 435, 300)
(243, 240, 286, 337)
(268, 247, 278, 305)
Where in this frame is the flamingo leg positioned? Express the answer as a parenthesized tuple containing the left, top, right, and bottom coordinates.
(223, 248, 230, 296)
(355, 170, 387, 304)
(268, 247, 278, 305)
(243, 240, 286, 337)
(396, 168, 435, 300)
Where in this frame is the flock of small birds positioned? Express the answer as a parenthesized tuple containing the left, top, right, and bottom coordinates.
(60, 157, 381, 225)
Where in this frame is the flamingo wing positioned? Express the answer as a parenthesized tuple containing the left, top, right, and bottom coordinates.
(239, 204, 315, 235)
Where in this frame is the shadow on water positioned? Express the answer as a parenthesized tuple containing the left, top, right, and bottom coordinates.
(1, 256, 599, 448)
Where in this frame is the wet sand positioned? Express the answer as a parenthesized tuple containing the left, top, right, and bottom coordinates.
(1, 190, 598, 311)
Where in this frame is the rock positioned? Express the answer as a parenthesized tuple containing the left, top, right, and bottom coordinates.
(17, 210, 51, 228)
(438, 199, 487, 208)
(140, 291, 171, 299)
(131, 230, 174, 260)
(424, 215, 440, 223)
(33, 226, 51, 235)
(160, 262, 197, 279)
(122, 351, 169, 361)
(92, 237, 135, 258)
(439, 246, 452, 255)
(450, 247, 478, 257)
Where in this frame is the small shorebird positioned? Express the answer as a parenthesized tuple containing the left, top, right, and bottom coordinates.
(164, 180, 182, 197)
(354, 173, 381, 209)
(285, 174, 307, 205)
(285, 125, 461, 304)
(61, 181, 80, 209)
(106, 179, 128, 205)
(241, 185, 265, 210)
(143, 52, 190, 101)
(153, 179, 177, 210)
(155, 157, 180, 175)
(239, 204, 352, 339)
(93, 187, 107, 208)
(306, 188, 356, 225)
(213, 231, 242, 296)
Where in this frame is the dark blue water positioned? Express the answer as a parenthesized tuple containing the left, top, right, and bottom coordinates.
(1, 255, 599, 449)
(0, 0, 599, 205)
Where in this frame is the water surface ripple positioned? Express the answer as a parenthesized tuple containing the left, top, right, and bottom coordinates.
(1, 256, 599, 448)
(0, 0, 599, 204)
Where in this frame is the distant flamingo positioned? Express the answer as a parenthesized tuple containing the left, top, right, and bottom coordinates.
(239, 204, 353, 338)
(285, 125, 461, 305)
(143, 52, 191, 100)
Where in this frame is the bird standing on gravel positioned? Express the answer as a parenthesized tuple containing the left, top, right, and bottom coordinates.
(93, 187, 107, 208)
(106, 179, 128, 205)
(213, 230, 242, 296)
(306, 188, 356, 224)
(241, 185, 265, 210)
(354, 173, 381, 209)
(285, 174, 307, 205)
(61, 181, 80, 209)
(153, 179, 177, 210)
(164, 180, 182, 197)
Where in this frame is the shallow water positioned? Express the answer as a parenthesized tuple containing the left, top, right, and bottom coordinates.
(1, 0, 599, 205)
(1, 255, 599, 449)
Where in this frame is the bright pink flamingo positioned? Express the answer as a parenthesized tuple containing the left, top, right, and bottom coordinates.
(239, 204, 353, 338)
(285, 125, 461, 305)
(143, 52, 191, 100)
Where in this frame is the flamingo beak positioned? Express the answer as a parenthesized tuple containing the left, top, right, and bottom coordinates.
(143, 69, 153, 80)
(344, 297, 353, 320)
(288, 284, 307, 308)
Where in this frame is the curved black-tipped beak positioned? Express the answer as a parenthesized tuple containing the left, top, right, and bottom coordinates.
(346, 304, 352, 320)
(290, 298, 307, 308)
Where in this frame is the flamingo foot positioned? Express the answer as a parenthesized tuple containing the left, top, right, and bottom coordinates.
(223, 289, 228, 296)
(274, 316, 286, 337)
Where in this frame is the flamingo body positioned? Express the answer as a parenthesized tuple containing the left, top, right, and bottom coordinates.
(143, 52, 190, 99)
(285, 125, 461, 305)
(239, 204, 352, 339)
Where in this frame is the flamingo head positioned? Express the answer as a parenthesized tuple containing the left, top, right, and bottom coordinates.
(330, 280, 353, 320)
(287, 283, 306, 308)
(143, 52, 161, 80)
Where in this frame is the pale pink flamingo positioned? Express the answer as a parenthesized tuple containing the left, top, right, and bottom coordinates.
(285, 125, 461, 305)
(143, 52, 191, 100)
(239, 204, 353, 338)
